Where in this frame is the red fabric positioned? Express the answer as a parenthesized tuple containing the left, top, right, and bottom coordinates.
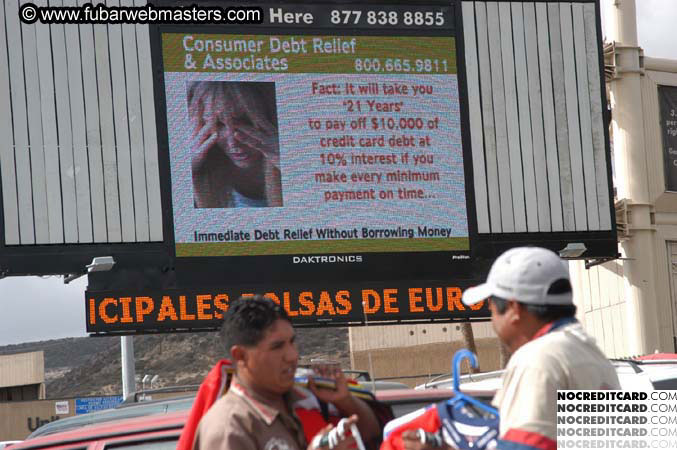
(635, 353, 677, 360)
(296, 408, 340, 443)
(177, 359, 338, 450)
(530, 322, 555, 341)
(503, 429, 556, 450)
(177, 359, 233, 450)
(380, 406, 440, 450)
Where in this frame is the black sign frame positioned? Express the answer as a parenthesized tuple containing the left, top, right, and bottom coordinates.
(658, 85, 677, 192)
(0, 0, 618, 334)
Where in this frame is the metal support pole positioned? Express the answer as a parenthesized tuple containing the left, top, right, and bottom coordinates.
(121, 335, 136, 401)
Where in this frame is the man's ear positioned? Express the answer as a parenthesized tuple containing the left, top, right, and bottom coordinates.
(507, 300, 522, 322)
(231, 345, 246, 364)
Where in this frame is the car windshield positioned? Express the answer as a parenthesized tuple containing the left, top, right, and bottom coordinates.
(107, 439, 178, 450)
(389, 400, 433, 418)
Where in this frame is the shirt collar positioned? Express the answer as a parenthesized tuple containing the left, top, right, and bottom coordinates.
(531, 317, 578, 341)
(230, 378, 300, 426)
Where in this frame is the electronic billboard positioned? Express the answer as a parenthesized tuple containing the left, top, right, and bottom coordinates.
(83, 1, 498, 332)
(0, 0, 616, 333)
(83, 0, 618, 333)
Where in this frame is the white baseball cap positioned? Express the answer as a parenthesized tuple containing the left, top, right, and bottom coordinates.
(462, 247, 573, 306)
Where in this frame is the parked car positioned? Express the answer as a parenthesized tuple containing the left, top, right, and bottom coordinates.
(416, 369, 504, 393)
(611, 358, 677, 390)
(375, 388, 493, 419)
(27, 395, 196, 439)
(0, 441, 22, 450)
(12, 410, 185, 450)
(19, 388, 491, 449)
(416, 357, 677, 393)
(299, 368, 410, 391)
(30, 368, 411, 440)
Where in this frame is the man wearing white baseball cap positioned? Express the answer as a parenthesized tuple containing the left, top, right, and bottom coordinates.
(462, 247, 619, 450)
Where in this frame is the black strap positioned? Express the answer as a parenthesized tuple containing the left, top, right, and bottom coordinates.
(319, 399, 330, 423)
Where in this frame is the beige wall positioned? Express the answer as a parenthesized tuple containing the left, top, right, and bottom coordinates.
(640, 64, 677, 354)
(349, 323, 500, 387)
(570, 259, 630, 357)
(0, 351, 44, 388)
(571, 58, 677, 358)
(570, 227, 677, 360)
(0, 398, 76, 440)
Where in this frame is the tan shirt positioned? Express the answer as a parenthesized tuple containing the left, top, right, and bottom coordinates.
(493, 321, 620, 441)
(193, 380, 307, 450)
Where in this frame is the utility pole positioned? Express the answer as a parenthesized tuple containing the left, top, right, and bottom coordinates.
(121, 336, 136, 401)
(605, 0, 660, 355)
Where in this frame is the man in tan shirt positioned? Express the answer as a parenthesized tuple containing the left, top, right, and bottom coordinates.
(193, 295, 380, 450)
(394, 247, 619, 450)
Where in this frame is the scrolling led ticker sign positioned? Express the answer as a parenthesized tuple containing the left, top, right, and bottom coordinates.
(86, 282, 487, 333)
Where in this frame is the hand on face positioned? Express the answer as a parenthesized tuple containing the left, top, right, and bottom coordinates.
(307, 362, 352, 408)
(189, 91, 221, 173)
(228, 86, 280, 168)
(232, 123, 279, 168)
(189, 85, 279, 171)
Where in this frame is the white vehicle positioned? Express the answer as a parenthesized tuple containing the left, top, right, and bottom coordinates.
(611, 359, 677, 390)
(415, 359, 677, 392)
(416, 369, 504, 393)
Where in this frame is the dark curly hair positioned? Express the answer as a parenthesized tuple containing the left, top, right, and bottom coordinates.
(219, 295, 290, 357)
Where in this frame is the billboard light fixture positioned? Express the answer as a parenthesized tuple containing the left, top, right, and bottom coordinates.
(65, 256, 116, 284)
(87, 256, 116, 273)
(558, 243, 587, 259)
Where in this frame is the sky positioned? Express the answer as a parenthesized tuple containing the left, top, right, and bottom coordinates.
(0, 276, 88, 345)
(631, 0, 676, 60)
(0, 0, 676, 346)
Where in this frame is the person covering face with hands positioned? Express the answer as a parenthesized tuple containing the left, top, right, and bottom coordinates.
(188, 81, 282, 208)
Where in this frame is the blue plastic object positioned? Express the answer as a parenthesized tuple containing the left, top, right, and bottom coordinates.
(448, 349, 499, 416)
(452, 349, 478, 392)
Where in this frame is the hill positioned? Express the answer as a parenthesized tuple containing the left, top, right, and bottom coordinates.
(0, 328, 349, 398)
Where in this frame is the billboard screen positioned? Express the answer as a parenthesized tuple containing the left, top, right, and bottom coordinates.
(161, 19, 469, 259)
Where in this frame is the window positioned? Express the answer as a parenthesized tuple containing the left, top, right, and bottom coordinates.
(651, 378, 677, 390)
(106, 438, 178, 450)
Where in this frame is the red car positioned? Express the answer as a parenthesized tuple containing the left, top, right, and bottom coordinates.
(12, 389, 492, 450)
(11, 410, 186, 450)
